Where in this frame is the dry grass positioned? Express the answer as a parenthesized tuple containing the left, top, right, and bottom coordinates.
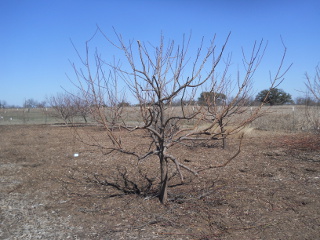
(1, 105, 319, 133)
(251, 105, 320, 132)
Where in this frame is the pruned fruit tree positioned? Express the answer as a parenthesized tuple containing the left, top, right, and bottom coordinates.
(67, 27, 291, 203)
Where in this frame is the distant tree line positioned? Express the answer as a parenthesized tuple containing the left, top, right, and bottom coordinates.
(197, 88, 295, 107)
(197, 88, 319, 106)
(23, 98, 47, 109)
(0, 87, 318, 112)
(295, 96, 319, 106)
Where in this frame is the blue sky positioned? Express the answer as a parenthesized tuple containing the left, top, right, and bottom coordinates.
(1, 0, 319, 106)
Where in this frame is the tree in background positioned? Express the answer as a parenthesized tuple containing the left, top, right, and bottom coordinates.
(198, 92, 227, 105)
(24, 98, 39, 109)
(0, 100, 7, 109)
(71, 94, 90, 123)
(304, 65, 320, 132)
(305, 65, 320, 102)
(70, 28, 291, 203)
(48, 93, 78, 124)
(255, 88, 293, 105)
(295, 96, 319, 106)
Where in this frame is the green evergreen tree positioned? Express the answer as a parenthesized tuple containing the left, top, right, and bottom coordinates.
(255, 88, 293, 105)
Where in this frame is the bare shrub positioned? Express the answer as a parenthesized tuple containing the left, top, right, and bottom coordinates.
(305, 65, 320, 132)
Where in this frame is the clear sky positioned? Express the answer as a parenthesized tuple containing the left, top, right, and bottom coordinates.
(1, 0, 319, 106)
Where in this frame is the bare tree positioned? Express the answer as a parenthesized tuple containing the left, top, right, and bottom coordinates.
(24, 98, 39, 110)
(48, 92, 91, 124)
(305, 65, 320, 132)
(70, 29, 291, 203)
(48, 93, 78, 124)
(70, 94, 91, 123)
(305, 65, 320, 101)
(0, 100, 7, 109)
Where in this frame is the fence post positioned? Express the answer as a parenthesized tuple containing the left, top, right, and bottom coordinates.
(292, 106, 295, 131)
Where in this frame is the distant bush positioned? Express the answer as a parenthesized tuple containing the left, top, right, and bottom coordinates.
(198, 92, 226, 105)
(117, 101, 130, 107)
(255, 88, 293, 105)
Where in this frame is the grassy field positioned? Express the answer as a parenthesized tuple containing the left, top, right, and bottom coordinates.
(0, 108, 60, 125)
(0, 108, 78, 125)
(251, 105, 320, 132)
(1, 105, 319, 133)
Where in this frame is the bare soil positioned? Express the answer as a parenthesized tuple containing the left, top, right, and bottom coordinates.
(0, 125, 319, 239)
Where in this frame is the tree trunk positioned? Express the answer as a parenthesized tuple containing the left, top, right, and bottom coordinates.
(222, 137, 227, 149)
(219, 120, 227, 149)
(159, 156, 168, 204)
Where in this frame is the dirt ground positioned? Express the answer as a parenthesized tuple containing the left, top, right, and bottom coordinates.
(0, 124, 319, 239)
